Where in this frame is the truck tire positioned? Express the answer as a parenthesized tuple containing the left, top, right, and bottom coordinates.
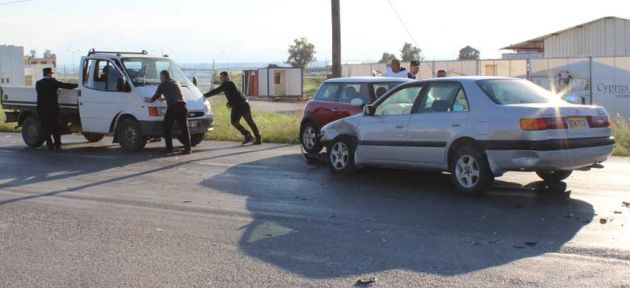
(117, 118, 146, 152)
(21, 116, 45, 148)
(186, 133, 205, 147)
(83, 133, 105, 143)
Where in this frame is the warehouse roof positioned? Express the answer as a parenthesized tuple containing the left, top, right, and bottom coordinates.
(502, 16, 630, 51)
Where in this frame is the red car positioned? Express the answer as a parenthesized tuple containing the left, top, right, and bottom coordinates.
(300, 77, 410, 153)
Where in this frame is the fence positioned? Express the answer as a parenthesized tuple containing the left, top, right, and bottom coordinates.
(341, 57, 630, 118)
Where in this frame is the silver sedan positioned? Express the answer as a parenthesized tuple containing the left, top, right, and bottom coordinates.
(320, 77, 615, 195)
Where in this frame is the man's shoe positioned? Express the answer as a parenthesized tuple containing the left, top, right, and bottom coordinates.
(164, 149, 175, 156)
(242, 134, 254, 145)
(253, 136, 262, 145)
(182, 149, 192, 155)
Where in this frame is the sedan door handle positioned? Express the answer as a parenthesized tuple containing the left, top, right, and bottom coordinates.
(395, 124, 404, 129)
(331, 107, 339, 112)
(452, 123, 461, 127)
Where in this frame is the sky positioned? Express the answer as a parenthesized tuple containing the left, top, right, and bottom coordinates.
(1, 0, 629, 67)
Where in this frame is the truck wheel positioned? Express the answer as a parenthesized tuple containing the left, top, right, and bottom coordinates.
(117, 118, 146, 152)
(83, 133, 105, 143)
(536, 170, 573, 182)
(21, 116, 45, 148)
(186, 133, 205, 147)
(450, 146, 494, 196)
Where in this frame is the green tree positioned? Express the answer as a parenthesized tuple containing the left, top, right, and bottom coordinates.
(400, 42, 422, 62)
(458, 45, 480, 60)
(286, 38, 316, 69)
(378, 52, 397, 64)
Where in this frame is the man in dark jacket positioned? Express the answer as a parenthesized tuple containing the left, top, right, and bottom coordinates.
(145, 70, 192, 155)
(204, 71, 261, 145)
(35, 67, 78, 150)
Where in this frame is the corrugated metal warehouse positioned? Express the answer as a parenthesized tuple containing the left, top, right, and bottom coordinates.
(504, 16, 630, 58)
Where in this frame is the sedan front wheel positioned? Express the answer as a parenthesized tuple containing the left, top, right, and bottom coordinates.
(327, 137, 357, 176)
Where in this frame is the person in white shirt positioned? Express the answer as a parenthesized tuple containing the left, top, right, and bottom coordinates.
(384, 59, 408, 78)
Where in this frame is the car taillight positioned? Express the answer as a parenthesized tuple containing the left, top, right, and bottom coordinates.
(148, 107, 159, 117)
(520, 117, 567, 131)
(587, 116, 610, 128)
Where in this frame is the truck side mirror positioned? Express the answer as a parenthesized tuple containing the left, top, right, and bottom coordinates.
(117, 77, 131, 92)
(192, 76, 198, 87)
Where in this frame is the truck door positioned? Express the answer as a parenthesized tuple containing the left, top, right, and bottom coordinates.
(79, 58, 132, 133)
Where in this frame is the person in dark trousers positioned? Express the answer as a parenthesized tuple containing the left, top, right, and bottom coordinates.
(35, 67, 78, 150)
(204, 71, 261, 145)
(145, 70, 192, 155)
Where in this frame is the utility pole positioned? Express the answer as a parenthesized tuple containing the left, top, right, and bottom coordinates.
(331, 0, 341, 78)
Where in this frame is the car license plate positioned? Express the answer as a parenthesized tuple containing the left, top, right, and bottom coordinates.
(189, 121, 199, 128)
(567, 117, 588, 130)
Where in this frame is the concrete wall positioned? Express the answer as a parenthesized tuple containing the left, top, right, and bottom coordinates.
(0, 45, 25, 86)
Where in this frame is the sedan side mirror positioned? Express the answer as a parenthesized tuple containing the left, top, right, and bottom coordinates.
(350, 98, 365, 107)
(364, 104, 376, 116)
(117, 77, 132, 92)
(192, 76, 199, 87)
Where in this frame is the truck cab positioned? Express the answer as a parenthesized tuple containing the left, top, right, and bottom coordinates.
(1, 49, 214, 151)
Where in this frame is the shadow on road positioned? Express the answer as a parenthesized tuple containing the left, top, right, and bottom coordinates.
(0, 141, 290, 206)
(201, 155, 594, 278)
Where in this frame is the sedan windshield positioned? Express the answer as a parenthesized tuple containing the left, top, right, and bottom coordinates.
(122, 58, 191, 87)
(477, 79, 562, 105)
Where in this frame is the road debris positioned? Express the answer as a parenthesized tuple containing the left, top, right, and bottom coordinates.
(355, 277, 377, 286)
(622, 201, 630, 208)
(599, 218, 609, 224)
(614, 211, 623, 214)
(183, 200, 192, 204)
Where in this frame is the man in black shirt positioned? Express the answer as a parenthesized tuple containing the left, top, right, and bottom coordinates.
(35, 67, 78, 150)
(145, 70, 192, 155)
(204, 72, 261, 145)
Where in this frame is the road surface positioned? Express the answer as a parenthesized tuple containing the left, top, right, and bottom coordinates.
(0, 133, 628, 287)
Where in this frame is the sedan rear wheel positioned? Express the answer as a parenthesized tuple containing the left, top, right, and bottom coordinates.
(450, 146, 494, 195)
(536, 170, 573, 182)
(327, 137, 356, 176)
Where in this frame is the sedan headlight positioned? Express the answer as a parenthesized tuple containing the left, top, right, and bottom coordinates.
(204, 100, 212, 114)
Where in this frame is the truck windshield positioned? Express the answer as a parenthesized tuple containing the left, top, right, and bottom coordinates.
(122, 58, 191, 87)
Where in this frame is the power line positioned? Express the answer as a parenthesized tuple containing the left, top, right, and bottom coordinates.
(0, 0, 31, 6)
(386, 0, 420, 49)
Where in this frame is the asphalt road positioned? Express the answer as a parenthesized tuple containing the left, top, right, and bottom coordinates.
(0, 133, 628, 287)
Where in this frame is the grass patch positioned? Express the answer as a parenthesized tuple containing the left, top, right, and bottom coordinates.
(303, 76, 325, 99)
(205, 98, 301, 144)
(0, 107, 19, 133)
(612, 116, 630, 156)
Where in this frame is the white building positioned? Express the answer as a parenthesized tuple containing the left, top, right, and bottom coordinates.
(503, 16, 630, 58)
(0, 45, 25, 86)
(24, 50, 57, 86)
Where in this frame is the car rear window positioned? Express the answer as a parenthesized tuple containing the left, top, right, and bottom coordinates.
(477, 79, 556, 105)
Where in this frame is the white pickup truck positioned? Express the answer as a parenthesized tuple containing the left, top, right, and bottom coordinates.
(0, 50, 213, 151)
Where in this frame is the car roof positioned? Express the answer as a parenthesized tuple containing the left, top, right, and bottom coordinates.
(323, 77, 412, 84)
(415, 76, 515, 83)
(88, 53, 169, 60)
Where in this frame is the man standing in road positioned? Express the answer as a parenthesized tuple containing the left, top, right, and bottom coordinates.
(436, 69, 447, 78)
(407, 60, 420, 79)
(145, 70, 192, 155)
(35, 67, 78, 150)
(204, 72, 261, 145)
